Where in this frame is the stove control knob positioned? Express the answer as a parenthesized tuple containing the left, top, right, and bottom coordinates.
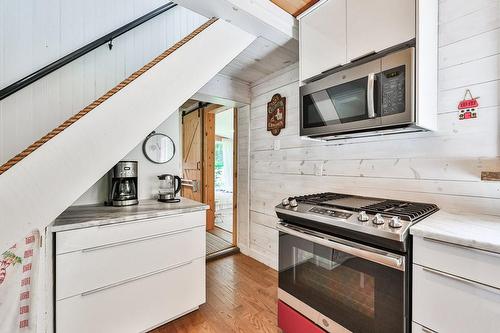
(289, 199, 298, 208)
(389, 216, 403, 228)
(357, 211, 369, 222)
(281, 198, 290, 207)
(372, 213, 385, 225)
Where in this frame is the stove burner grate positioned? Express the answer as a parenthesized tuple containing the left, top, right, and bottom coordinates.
(293, 193, 349, 205)
(361, 200, 438, 222)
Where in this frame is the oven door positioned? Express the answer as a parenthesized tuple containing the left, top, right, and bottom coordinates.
(300, 58, 382, 137)
(277, 222, 408, 333)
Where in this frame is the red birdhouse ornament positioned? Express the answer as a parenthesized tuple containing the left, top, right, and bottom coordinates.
(458, 89, 479, 120)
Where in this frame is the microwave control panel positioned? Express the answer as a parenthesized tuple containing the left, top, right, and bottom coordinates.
(380, 65, 406, 116)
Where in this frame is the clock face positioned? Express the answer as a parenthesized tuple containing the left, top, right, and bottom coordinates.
(143, 133, 175, 164)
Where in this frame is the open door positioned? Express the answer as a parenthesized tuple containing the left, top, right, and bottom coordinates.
(181, 102, 217, 231)
(181, 108, 203, 203)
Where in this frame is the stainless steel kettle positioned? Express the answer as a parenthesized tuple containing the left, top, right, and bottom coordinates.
(158, 174, 181, 202)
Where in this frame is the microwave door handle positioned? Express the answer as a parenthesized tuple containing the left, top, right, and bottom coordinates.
(367, 73, 376, 118)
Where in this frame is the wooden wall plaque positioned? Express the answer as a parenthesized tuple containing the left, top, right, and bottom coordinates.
(267, 93, 286, 136)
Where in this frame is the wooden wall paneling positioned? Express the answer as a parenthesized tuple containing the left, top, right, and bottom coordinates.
(241, 2, 500, 269)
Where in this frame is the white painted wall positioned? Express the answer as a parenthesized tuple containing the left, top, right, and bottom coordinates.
(0, 2, 207, 165)
(238, 0, 500, 269)
(74, 110, 181, 205)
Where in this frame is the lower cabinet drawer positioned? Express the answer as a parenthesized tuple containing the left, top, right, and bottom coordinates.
(413, 264, 500, 333)
(56, 257, 205, 333)
(56, 211, 205, 254)
(56, 225, 205, 300)
(413, 236, 500, 289)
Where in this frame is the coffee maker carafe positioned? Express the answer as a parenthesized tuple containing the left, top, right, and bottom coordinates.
(108, 161, 138, 206)
(158, 174, 181, 203)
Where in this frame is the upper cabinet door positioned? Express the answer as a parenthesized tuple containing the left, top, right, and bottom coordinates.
(300, 0, 347, 81)
(346, 0, 415, 62)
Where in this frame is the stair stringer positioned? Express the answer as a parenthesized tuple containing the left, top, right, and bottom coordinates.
(0, 19, 255, 251)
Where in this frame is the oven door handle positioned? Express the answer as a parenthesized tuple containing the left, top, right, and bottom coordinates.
(367, 73, 376, 119)
(277, 222, 405, 271)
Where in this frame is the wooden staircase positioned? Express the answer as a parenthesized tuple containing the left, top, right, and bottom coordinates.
(0, 18, 255, 251)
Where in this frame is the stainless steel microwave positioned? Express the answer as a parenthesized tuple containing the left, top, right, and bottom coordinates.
(300, 47, 423, 139)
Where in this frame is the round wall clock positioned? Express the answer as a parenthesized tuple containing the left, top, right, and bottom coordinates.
(142, 132, 175, 164)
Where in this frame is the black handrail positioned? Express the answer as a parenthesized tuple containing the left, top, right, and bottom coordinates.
(0, 2, 177, 101)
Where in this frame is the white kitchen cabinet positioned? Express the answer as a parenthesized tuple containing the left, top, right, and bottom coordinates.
(413, 264, 500, 333)
(55, 209, 206, 333)
(346, 0, 415, 61)
(57, 257, 205, 333)
(299, 0, 346, 81)
(412, 236, 500, 333)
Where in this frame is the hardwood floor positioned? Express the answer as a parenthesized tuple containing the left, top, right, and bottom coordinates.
(152, 254, 281, 333)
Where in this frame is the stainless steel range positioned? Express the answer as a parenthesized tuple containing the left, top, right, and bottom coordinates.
(275, 192, 438, 333)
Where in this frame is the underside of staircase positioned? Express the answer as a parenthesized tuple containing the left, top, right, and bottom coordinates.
(0, 18, 255, 251)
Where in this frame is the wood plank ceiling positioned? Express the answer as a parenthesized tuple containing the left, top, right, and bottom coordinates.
(270, 0, 318, 16)
(218, 37, 298, 84)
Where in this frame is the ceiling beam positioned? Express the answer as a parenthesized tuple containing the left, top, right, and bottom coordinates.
(192, 74, 251, 107)
(174, 0, 298, 54)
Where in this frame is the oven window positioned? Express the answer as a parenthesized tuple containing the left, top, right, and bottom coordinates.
(279, 232, 405, 333)
(302, 77, 376, 128)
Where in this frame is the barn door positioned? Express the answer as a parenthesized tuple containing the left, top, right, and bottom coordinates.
(181, 109, 203, 203)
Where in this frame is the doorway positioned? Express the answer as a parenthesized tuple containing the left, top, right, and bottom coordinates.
(213, 108, 235, 244)
(180, 101, 238, 258)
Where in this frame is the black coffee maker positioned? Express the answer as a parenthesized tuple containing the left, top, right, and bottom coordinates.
(108, 161, 139, 206)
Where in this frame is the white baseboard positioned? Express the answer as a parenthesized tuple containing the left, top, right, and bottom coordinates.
(238, 242, 278, 271)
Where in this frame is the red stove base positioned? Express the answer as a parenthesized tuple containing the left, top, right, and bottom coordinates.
(278, 301, 325, 333)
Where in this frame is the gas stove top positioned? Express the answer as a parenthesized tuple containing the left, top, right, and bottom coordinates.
(275, 192, 438, 251)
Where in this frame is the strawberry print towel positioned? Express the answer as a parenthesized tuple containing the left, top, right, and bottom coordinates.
(0, 230, 40, 333)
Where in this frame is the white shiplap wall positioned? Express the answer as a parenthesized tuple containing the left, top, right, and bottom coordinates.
(0, 1, 206, 165)
(239, 0, 500, 269)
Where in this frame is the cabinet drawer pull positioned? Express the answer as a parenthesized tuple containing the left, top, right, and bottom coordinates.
(421, 327, 436, 333)
(98, 213, 186, 229)
(81, 228, 193, 253)
(422, 266, 500, 295)
(423, 237, 500, 258)
(81, 260, 194, 296)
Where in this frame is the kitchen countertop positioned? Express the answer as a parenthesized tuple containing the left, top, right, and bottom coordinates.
(51, 198, 209, 232)
(410, 210, 500, 254)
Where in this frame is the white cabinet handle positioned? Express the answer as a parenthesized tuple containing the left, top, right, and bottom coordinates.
(422, 266, 500, 295)
(81, 260, 194, 296)
(82, 228, 193, 253)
